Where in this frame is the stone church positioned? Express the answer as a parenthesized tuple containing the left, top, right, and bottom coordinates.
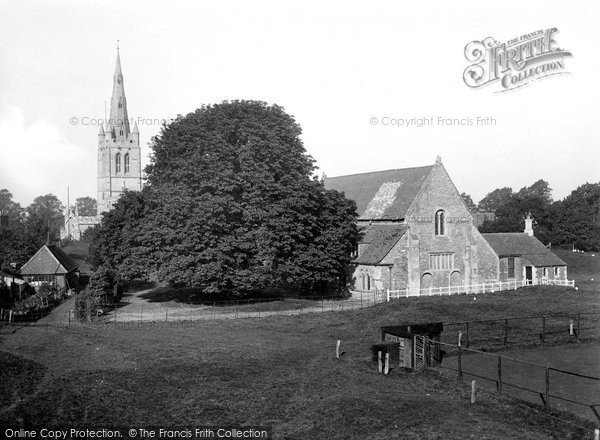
(62, 48, 142, 240)
(324, 157, 568, 294)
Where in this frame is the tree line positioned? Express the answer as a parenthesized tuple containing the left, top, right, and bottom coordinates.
(0, 191, 97, 269)
(462, 180, 600, 251)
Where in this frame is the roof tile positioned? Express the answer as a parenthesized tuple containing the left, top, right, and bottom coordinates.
(324, 166, 433, 220)
(482, 233, 566, 267)
(354, 224, 408, 265)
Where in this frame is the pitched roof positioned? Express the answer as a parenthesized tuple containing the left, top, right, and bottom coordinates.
(324, 166, 433, 220)
(481, 233, 567, 267)
(20, 245, 79, 275)
(354, 224, 408, 265)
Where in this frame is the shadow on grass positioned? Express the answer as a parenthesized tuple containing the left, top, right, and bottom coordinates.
(0, 351, 47, 409)
(136, 284, 351, 307)
(139, 285, 286, 306)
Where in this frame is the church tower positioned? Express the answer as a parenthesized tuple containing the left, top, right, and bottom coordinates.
(97, 46, 142, 213)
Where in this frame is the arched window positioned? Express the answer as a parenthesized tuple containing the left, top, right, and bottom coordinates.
(124, 153, 130, 174)
(115, 153, 121, 174)
(435, 210, 445, 236)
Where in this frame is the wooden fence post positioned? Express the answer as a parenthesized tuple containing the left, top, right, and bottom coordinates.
(471, 380, 476, 404)
(541, 316, 546, 342)
(545, 366, 550, 409)
(335, 340, 340, 359)
(458, 331, 462, 347)
(497, 356, 502, 394)
(457, 346, 462, 379)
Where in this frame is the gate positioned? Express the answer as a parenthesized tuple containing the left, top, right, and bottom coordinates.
(413, 335, 440, 370)
(414, 334, 426, 370)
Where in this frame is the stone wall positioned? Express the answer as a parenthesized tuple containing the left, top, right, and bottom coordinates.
(404, 164, 499, 291)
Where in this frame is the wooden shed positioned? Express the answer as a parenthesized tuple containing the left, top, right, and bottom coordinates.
(379, 322, 443, 369)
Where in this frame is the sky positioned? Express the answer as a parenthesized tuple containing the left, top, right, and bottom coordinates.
(0, 0, 598, 208)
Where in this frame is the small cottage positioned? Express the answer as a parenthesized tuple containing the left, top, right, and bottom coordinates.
(19, 245, 79, 291)
(482, 216, 567, 284)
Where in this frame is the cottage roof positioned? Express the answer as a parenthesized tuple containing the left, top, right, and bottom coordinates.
(354, 224, 408, 265)
(20, 245, 79, 276)
(324, 166, 433, 220)
(481, 233, 566, 267)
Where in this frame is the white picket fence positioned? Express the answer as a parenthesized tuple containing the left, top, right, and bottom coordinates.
(387, 278, 575, 301)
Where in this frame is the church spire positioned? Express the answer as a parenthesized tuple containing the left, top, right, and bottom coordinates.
(108, 44, 130, 140)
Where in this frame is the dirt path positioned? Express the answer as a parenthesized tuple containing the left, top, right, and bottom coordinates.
(106, 288, 387, 323)
(36, 295, 77, 325)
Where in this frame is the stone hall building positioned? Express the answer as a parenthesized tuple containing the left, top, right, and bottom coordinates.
(324, 157, 567, 294)
(61, 47, 142, 240)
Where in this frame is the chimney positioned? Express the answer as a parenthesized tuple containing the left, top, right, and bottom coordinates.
(524, 213, 534, 236)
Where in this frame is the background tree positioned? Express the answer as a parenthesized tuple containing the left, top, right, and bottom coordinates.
(460, 192, 477, 213)
(92, 101, 359, 298)
(478, 180, 554, 244)
(0, 189, 24, 223)
(25, 194, 64, 244)
(27, 194, 64, 220)
(553, 183, 600, 251)
(75, 197, 97, 216)
(477, 187, 513, 212)
(0, 190, 44, 268)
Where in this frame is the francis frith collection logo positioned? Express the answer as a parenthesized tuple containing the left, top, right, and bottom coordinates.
(463, 28, 572, 92)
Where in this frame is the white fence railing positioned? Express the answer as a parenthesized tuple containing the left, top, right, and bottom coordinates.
(387, 278, 575, 301)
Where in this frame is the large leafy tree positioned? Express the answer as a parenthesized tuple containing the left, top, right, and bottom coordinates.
(92, 101, 359, 297)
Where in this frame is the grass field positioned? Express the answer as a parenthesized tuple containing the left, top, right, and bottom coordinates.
(0, 249, 598, 439)
(440, 343, 600, 422)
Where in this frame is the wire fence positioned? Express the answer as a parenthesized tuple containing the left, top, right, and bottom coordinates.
(415, 335, 600, 425)
(440, 313, 600, 350)
(0, 290, 390, 327)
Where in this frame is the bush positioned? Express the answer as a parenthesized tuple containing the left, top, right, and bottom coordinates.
(88, 266, 120, 304)
(73, 290, 96, 323)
